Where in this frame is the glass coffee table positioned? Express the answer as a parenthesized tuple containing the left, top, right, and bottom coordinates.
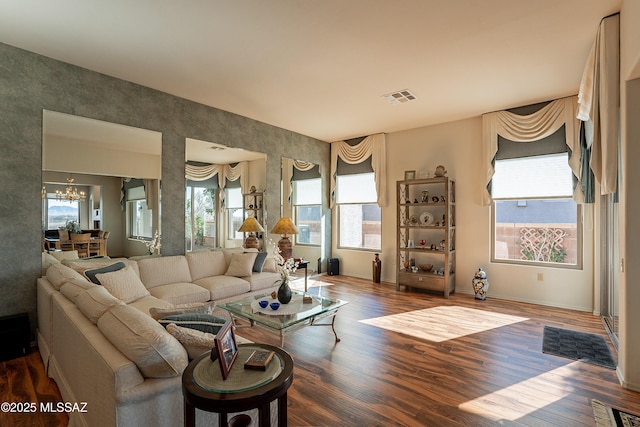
(218, 290, 348, 347)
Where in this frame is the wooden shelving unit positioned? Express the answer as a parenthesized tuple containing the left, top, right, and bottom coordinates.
(396, 177, 456, 297)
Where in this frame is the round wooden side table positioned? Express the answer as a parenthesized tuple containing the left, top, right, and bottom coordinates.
(182, 344, 294, 427)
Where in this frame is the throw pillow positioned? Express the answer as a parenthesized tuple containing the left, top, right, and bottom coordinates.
(84, 261, 127, 285)
(252, 252, 268, 273)
(96, 265, 150, 303)
(262, 257, 278, 273)
(75, 286, 123, 324)
(149, 301, 216, 321)
(165, 323, 215, 360)
(97, 304, 187, 378)
(225, 252, 257, 277)
(157, 313, 227, 334)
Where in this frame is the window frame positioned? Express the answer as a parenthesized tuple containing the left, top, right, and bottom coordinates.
(335, 172, 381, 252)
(292, 178, 321, 247)
(128, 199, 153, 240)
(491, 196, 583, 270)
(225, 187, 244, 241)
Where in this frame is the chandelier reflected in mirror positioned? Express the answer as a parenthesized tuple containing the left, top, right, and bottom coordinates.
(56, 176, 86, 202)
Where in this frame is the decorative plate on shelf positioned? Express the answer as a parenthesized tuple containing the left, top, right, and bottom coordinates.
(420, 212, 434, 226)
(409, 215, 418, 225)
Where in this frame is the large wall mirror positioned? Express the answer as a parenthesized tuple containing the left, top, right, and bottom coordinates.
(185, 138, 266, 251)
(281, 157, 322, 265)
(42, 110, 162, 257)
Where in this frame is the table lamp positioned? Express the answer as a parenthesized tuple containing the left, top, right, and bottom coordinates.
(238, 217, 265, 249)
(270, 217, 298, 259)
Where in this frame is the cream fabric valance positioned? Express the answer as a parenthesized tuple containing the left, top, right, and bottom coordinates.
(482, 97, 582, 206)
(330, 133, 387, 208)
(577, 14, 619, 195)
(185, 162, 248, 193)
(185, 162, 249, 210)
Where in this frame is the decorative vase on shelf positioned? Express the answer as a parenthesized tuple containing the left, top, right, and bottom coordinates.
(277, 280, 292, 304)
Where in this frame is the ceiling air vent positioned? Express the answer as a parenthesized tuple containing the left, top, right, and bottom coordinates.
(382, 89, 417, 105)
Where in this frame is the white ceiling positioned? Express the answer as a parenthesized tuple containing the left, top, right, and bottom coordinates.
(0, 0, 620, 142)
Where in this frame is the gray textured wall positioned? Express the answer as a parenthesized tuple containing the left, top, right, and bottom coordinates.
(0, 42, 330, 337)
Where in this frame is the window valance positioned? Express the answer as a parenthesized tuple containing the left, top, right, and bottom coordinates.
(185, 162, 248, 193)
(577, 13, 619, 195)
(330, 133, 387, 208)
(482, 97, 582, 206)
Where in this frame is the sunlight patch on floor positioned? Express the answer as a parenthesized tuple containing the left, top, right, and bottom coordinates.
(359, 306, 528, 342)
(458, 363, 578, 422)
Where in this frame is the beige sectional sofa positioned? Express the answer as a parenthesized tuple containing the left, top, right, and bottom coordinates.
(37, 249, 281, 427)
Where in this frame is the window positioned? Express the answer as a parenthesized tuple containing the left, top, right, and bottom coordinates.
(44, 198, 79, 230)
(492, 153, 581, 267)
(293, 178, 321, 245)
(336, 173, 381, 250)
(226, 187, 243, 240)
(186, 186, 216, 251)
(127, 186, 153, 239)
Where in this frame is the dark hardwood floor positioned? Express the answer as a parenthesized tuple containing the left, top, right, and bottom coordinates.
(4, 275, 640, 426)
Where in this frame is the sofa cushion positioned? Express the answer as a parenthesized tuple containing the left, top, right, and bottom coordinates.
(137, 256, 192, 289)
(75, 285, 123, 324)
(192, 275, 251, 301)
(60, 278, 99, 303)
(225, 252, 257, 277)
(149, 301, 217, 321)
(128, 295, 173, 316)
(165, 323, 215, 360)
(46, 263, 86, 290)
(147, 283, 210, 306)
(63, 258, 139, 277)
(252, 252, 268, 273)
(186, 251, 227, 281)
(97, 304, 188, 378)
(42, 252, 60, 276)
(50, 250, 79, 262)
(84, 261, 127, 284)
(248, 271, 282, 292)
(96, 265, 150, 303)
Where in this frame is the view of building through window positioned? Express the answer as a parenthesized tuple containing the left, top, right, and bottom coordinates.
(185, 186, 216, 251)
(492, 153, 580, 266)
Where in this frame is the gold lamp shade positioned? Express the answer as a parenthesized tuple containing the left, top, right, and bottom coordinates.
(238, 217, 265, 249)
(270, 217, 299, 260)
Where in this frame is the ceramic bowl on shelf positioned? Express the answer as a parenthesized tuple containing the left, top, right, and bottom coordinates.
(419, 264, 433, 272)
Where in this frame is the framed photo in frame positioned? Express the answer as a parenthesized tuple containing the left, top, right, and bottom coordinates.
(404, 170, 416, 180)
(213, 320, 238, 380)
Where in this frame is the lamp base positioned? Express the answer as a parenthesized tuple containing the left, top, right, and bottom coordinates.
(244, 235, 259, 249)
(277, 236, 292, 260)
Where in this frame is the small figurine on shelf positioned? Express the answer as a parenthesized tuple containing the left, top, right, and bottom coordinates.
(413, 198, 419, 203)
(421, 191, 429, 202)
(434, 165, 447, 177)
(432, 196, 439, 202)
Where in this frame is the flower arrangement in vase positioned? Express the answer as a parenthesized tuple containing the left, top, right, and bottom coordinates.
(145, 230, 161, 255)
(273, 248, 299, 304)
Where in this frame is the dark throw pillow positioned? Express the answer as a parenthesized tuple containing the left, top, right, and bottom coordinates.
(157, 313, 227, 334)
(253, 252, 268, 273)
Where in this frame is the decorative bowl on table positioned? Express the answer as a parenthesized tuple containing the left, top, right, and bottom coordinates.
(270, 302, 280, 310)
(259, 300, 269, 308)
(419, 264, 433, 272)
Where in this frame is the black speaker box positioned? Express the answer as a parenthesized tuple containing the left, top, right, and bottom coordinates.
(0, 313, 30, 362)
(327, 258, 340, 276)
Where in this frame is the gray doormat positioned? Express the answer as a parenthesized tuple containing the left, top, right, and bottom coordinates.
(542, 326, 616, 369)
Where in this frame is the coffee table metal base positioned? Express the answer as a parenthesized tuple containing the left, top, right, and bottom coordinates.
(234, 308, 342, 347)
